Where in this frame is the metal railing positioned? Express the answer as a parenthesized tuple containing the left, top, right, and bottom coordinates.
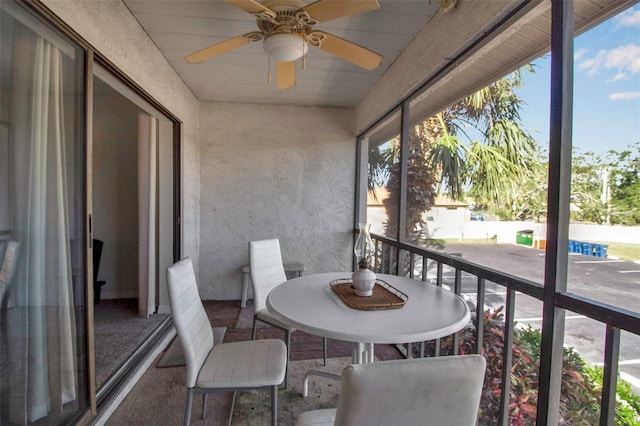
(369, 232, 640, 426)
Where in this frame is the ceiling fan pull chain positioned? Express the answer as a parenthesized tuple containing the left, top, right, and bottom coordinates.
(301, 36, 306, 70)
(267, 56, 272, 84)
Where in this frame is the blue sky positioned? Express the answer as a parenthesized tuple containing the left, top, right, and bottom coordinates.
(517, 6, 640, 155)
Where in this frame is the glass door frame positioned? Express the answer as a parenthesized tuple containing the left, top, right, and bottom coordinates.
(19, 1, 183, 421)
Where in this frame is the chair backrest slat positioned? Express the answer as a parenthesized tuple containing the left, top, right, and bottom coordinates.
(0, 240, 19, 302)
(167, 257, 214, 388)
(249, 239, 287, 312)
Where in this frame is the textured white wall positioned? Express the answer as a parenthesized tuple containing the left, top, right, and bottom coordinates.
(41, 0, 201, 271)
(198, 102, 356, 300)
(40, 1, 361, 301)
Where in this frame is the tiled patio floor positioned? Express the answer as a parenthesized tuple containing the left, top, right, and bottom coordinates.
(106, 300, 403, 425)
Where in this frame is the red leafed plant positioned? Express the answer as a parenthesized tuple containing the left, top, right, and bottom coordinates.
(422, 306, 601, 425)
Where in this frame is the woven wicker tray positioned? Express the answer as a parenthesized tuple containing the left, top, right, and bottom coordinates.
(329, 278, 408, 311)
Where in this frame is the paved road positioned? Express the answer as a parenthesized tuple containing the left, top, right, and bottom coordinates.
(423, 243, 640, 392)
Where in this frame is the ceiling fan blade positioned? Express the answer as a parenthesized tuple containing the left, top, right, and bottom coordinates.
(302, 0, 380, 24)
(224, 0, 275, 18)
(185, 34, 251, 64)
(276, 61, 296, 90)
(312, 31, 382, 70)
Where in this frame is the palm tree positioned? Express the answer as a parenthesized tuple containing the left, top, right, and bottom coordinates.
(374, 68, 540, 242)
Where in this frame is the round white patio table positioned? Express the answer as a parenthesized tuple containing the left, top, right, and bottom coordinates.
(266, 272, 471, 396)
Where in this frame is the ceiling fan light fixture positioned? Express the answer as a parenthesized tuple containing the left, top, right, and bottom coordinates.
(263, 33, 308, 62)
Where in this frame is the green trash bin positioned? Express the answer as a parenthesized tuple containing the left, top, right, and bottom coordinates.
(516, 230, 534, 247)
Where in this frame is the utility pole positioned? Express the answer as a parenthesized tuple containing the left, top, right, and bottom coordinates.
(601, 168, 611, 224)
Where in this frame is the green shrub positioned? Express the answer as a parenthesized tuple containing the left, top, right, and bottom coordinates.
(584, 365, 640, 425)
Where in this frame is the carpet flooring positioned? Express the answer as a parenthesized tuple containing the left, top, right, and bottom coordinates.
(94, 299, 169, 389)
(106, 300, 403, 425)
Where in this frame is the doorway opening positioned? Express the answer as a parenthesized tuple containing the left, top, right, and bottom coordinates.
(92, 66, 175, 392)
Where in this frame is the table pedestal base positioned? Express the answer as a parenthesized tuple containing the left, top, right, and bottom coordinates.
(302, 342, 375, 397)
(352, 342, 375, 364)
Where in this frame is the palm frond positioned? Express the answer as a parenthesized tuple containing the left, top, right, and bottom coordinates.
(430, 134, 467, 199)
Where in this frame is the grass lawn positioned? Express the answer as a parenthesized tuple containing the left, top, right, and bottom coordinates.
(601, 242, 640, 262)
(424, 238, 497, 245)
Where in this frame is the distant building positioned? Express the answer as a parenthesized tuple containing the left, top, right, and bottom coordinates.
(421, 195, 469, 239)
(367, 188, 470, 236)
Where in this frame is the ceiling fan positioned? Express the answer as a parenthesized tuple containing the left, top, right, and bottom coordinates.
(185, 0, 383, 89)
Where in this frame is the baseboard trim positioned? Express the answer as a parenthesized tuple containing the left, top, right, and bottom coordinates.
(157, 304, 171, 315)
(100, 290, 138, 300)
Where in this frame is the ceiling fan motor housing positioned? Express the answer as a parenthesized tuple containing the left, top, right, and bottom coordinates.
(257, 0, 317, 62)
(263, 32, 308, 62)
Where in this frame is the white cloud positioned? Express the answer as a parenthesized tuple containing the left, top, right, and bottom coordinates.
(608, 92, 640, 100)
(607, 44, 640, 73)
(574, 48, 588, 61)
(577, 50, 608, 76)
(576, 43, 640, 79)
(615, 8, 640, 28)
(611, 71, 627, 82)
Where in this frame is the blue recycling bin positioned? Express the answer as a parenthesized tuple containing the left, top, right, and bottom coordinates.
(597, 244, 609, 258)
(593, 244, 602, 257)
(568, 240, 577, 253)
(572, 240, 582, 253)
(581, 242, 593, 256)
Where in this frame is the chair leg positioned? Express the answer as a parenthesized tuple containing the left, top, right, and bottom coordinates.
(184, 388, 194, 426)
(323, 337, 328, 366)
(284, 329, 291, 389)
(251, 315, 258, 340)
(271, 385, 278, 426)
(201, 394, 207, 419)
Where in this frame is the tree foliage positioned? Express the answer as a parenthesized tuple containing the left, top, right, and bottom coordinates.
(431, 69, 540, 204)
(569, 143, 640, 225)
(570, 149, 610, 224)
(372, 69, 540, 241)
(489, 143, 640, 224)
(382, 120, 440, 240)
(608, 142, 640, 225)
(495, 158, 547, 221)
(369, 64, 639, 230)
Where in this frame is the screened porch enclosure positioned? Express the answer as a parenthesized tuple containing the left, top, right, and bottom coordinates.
(1, 0, 638, 424)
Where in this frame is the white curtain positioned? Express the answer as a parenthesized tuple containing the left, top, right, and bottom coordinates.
(7, 32, 77, 423)
(138, 113, 157, 318)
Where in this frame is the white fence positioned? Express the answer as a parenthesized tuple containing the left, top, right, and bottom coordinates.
(425, 220, 640, 244)
(368, 206, 640, 244)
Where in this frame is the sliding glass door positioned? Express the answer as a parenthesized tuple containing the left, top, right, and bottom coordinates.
(0, 1, 89, 424)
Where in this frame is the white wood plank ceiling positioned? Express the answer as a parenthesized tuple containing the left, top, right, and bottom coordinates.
(124, 0, 637, 109)
(124, 0, 439, 107)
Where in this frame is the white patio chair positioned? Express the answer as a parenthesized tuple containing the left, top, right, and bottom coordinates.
(167, 257, 286, 426)
(297, 354, 487, 426)
(0, 240, 19, 304)
(249, 239, 327, 388)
